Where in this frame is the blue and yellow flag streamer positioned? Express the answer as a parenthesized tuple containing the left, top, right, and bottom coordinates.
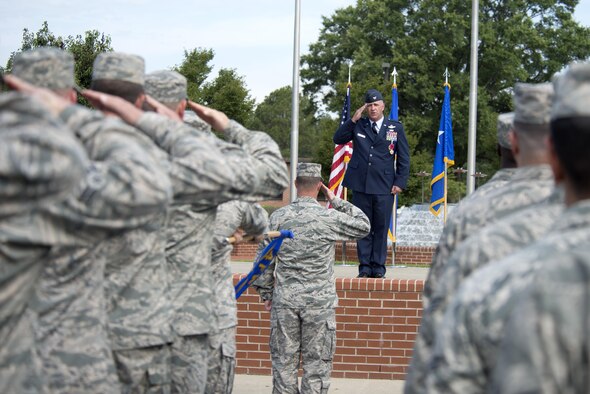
(429, 83, 455, 216)
(387, 82, 399, 242)
(234, 230, 294, 299)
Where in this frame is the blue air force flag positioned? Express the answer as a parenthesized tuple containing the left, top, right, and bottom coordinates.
(429, 84, 454, 216)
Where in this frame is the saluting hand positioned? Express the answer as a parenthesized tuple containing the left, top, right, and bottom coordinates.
(186, 100, 229, 132)
(3, 75, 71, 115)
(351, 104, 366, 123)
(321, 183, 336, 202)
(145, 95, 182, 121)
(82, 89, 143, 125)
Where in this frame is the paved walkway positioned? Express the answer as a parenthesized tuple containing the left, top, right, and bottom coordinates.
(231, 261, 429, 281)
(233, 374, 405, 393)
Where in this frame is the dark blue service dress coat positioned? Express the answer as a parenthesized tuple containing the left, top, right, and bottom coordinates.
(333, 117, 409, 194)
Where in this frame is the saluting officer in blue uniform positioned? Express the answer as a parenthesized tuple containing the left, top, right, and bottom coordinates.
(333, 89, 410, 278)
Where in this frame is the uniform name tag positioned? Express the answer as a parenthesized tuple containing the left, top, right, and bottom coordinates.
(357, 133, 366, 138)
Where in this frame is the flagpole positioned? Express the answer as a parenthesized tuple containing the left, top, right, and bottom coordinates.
(389, 67, 405, 268)
(341, 62, 353, 266)
(289, 0, 301, 203)
(444, 163, 448, 223)
(466, 0, 479, 195)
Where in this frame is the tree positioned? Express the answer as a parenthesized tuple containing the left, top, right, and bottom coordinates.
(201, 68, 255, 125)
(302, 0, 590, 204)
(248, 86, 320, 158)
(67, 30, 112, 89)
(5, 21, 113, 105)
(173, 48, 214, 103)
(6, 22, 113, 87)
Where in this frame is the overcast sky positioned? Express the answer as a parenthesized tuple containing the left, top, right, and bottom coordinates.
(1, 0, 589, 103)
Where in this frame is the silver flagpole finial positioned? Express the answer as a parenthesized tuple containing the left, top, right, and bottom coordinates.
(392, 67, 398, 86)
(444, 67, 450, 85)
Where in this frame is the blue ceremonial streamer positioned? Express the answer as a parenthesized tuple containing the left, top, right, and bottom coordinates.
(429, 84, 455, 216)
(234, 230, 294, 299)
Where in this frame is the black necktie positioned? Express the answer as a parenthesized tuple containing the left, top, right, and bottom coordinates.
(372, 122, 379, 135)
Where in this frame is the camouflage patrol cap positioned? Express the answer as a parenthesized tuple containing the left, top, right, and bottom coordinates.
(145, 70, 187, 104)
(92, 52, 145, 85)
(551, 62, 590, 120)
(513, 83, 553, 125)
(497, 112, 514, 149)
(12, 47, 75, 90)
(297, 162, 322, 178)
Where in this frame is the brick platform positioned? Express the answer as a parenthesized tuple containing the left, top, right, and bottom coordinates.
(234, 275, 424, 380)
(232, 241, 434, 267)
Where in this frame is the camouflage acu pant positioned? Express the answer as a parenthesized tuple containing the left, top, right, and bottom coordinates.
(1, 317, 42, 394)
(270, 307, 336, 394)
(37, 325, 121, 393)
(170, 333, 208, 394)
(112, 344, 171, 394)
(205, 326, 236, 394)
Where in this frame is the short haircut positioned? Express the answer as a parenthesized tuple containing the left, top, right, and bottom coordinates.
(551, 116, 590, 194)
(512, 121, 551, 154)
(90, 79, 144, 104)
(295, 176, 322, 190)
(498, 145, 517, 169)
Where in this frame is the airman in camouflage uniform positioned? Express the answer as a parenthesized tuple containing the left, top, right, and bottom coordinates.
(144, 69, 212, 133)
(13, 48, 173, 393)
(254, 163, 370, 394)
(406, 187, 564, 393)
(406, 106, 564, 393)
(137, 69, 289, 393)
(427, 65, 590, 393)
(86, 52, 178, 393)
(489, 62, 590, 394)
(0, 91, 88, 394)
(421, 84, 556, 314)
(206, 201, 269, 393)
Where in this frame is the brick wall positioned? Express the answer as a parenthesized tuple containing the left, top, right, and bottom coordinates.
(234, 274, 424, 380)
(232, 241, 434, 266)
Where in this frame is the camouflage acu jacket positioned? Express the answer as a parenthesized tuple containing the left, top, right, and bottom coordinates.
(424, 165, 554, 310)
(253, 196, 370, 309)
(0, 93, 88, 394)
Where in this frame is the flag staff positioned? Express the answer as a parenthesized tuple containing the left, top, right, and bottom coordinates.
(343, 61, 353, 203)
(443, 68, 450, 224)
(388, 66, 405, 268)
(466, 0, 479, 195)
(289, 0, 301, 202)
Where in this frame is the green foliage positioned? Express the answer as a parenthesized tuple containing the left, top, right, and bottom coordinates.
(248, 86, 321, 158)
(173, 48, 214, 103)
(201, 68, 255, 125)
(67, 30, 113, 89)
(312, 116, 342, 181)
(5, 21, 113, 106)
(301, 0, 590, 205)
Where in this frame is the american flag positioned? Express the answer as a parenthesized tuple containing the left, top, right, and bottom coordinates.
(328, 83, 353, 202)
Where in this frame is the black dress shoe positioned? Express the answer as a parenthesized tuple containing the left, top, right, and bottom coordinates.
(357, 272, 370, 278)
(372, 273, 385, 279)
